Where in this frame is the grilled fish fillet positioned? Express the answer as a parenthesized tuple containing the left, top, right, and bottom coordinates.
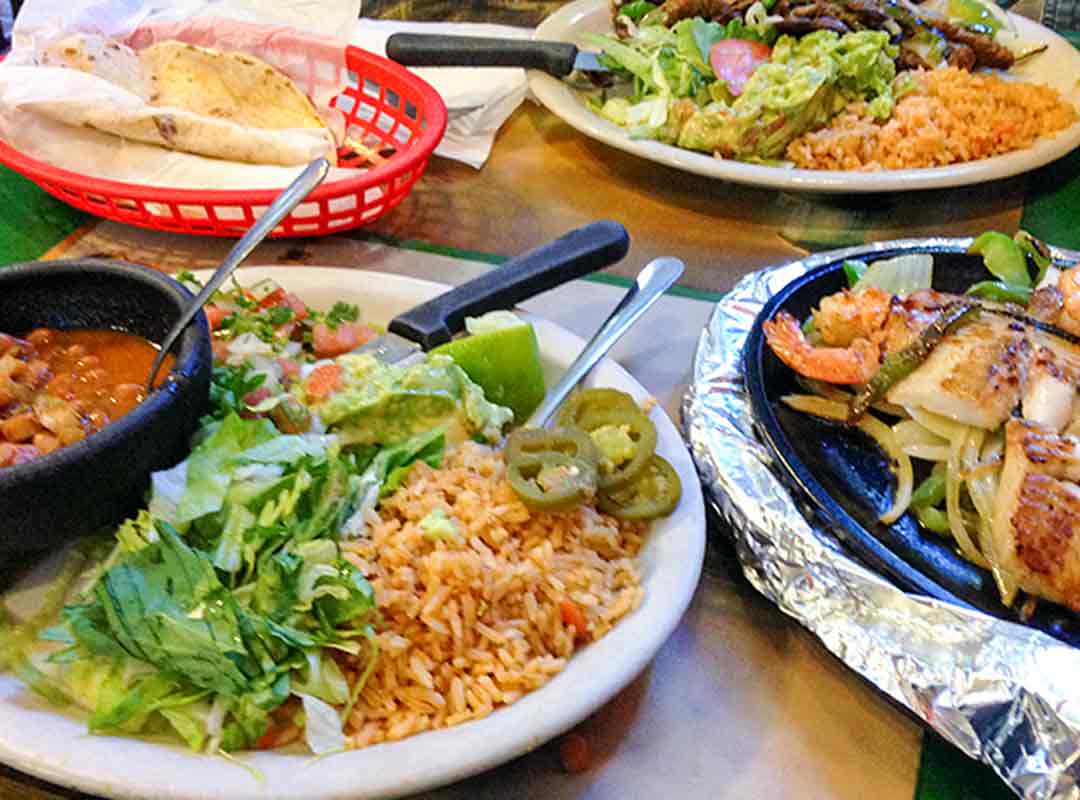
(992, 420, 1080, 611)
(886, 313, 1080, 431)
(886, 314, 1030, 429)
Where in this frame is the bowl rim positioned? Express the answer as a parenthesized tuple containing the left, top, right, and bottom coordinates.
(0, 258, 210, 484)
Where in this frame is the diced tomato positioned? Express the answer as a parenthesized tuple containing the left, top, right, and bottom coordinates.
(254, 723, 300, 750)
(256, 288, 287, 311)
(204, 305, 232, 332)
(282, 293, 308, 321)
(305, 363, 342, 400)
(311, 322, 376, 359)
(243, 387, 271, 408)
(273, 321, 298, 341)
(709, 39, 772, 97)
(277, 357, 301, 380)
(211, 339, 231, 362)
(559, 599, 588, 636)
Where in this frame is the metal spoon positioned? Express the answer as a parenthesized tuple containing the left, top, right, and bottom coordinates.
(526, 256, 685, 429)
(145, 157, 332, 390)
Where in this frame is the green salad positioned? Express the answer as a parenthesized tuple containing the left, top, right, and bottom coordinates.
(590, 23, 898, 161)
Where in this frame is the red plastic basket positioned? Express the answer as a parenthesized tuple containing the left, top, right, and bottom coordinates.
(0, 46, 447, 238)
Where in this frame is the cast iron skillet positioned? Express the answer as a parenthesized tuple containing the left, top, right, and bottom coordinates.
(744, 243, 1080, 648)
(0, 259, 212, 554)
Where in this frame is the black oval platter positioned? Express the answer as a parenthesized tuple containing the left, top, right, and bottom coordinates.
(744, 243, 1080, 648)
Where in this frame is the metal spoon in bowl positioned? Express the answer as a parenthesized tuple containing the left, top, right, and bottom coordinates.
(145, 157, 332, 390)
(526, 255, 684, 429)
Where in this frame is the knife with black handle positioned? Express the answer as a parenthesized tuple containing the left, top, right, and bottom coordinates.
(385, 33, 608, 77)
(355, 220, 631, 363)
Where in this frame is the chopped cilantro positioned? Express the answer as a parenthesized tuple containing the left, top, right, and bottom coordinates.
(206, 365, 266, 420)
(325, 302, 360, 329)
(267, 306, 295, 326)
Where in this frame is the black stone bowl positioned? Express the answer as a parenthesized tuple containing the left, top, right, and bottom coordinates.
(0, 259, 212, 554)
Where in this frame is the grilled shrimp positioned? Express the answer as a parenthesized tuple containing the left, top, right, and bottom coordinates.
(765, 285, 969, 385)
(812, 286, 893, 347)
(763, 311, 880, 384)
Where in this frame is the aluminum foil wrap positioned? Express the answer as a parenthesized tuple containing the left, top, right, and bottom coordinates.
(682, 238, 1080, 800)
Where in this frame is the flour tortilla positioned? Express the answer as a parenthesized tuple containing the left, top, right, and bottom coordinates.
(33, 35, 338, 166)
(139, 41, 328, 133)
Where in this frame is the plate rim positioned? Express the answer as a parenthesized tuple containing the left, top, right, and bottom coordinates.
(529, 0, 1080, 194)
(0, 266, 707, 800)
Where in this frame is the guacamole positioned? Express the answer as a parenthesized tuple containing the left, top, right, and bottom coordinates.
(316, 354, 514, 446)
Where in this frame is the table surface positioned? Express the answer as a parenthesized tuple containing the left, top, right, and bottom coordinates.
(1, 4, 1079, 799)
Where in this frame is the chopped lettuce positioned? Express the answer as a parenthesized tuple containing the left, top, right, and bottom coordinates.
(588, 21, 897, 162)
(172, 414, 278, 524)
(34, 411, 381, 753)
(300, 693, 346, 755)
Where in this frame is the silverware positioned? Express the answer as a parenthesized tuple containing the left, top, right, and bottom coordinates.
(527, 256, 685, 429)
(145, 158, 331, 389)
(386, 33, 609, 79)
(355, 220, 631, 366)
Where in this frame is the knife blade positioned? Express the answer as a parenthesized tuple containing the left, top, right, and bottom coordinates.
(385, 33, 610, 78)
(353, 220, 631, 366)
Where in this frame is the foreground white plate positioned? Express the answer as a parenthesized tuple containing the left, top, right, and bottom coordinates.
(531, 0, 1080, 193)
(0, 267, 706, 800)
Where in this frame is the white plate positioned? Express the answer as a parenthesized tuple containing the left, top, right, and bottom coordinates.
(0, 267, 707, 800)
(530, 0, 1080, 193)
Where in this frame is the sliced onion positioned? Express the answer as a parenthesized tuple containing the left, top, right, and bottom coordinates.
(907, 406, 967, 442)
(781, 394, 849, 421)
(858, 415, 913, 525)
(945, 427, 988, 567)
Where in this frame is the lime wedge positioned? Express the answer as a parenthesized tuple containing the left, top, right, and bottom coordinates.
(431, 322, 546, 422)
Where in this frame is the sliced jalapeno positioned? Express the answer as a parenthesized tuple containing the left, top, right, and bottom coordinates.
(557, 388, 640, 430)
(575, 407, 657, 491)
(598, 454, 681, 520)
(508, 452, 598, 511)
(505, 426, 599, 467)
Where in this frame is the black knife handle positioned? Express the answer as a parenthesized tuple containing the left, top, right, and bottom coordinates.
(389, 221, 631, 349)
(386, 33, 578, 77)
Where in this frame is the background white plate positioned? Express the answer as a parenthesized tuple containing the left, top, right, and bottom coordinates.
(530, 0, 1080, 193)
(0, 267, 707, 800)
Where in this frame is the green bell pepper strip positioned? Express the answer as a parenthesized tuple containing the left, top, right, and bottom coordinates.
(965, 281, 1032, 305)
(910, 468, 946, 509)
(916, 505, 951, 535)
(842, 259, 869, 288)
(1014, 230, 1052, 287)
(969, 231, 1030, 288)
